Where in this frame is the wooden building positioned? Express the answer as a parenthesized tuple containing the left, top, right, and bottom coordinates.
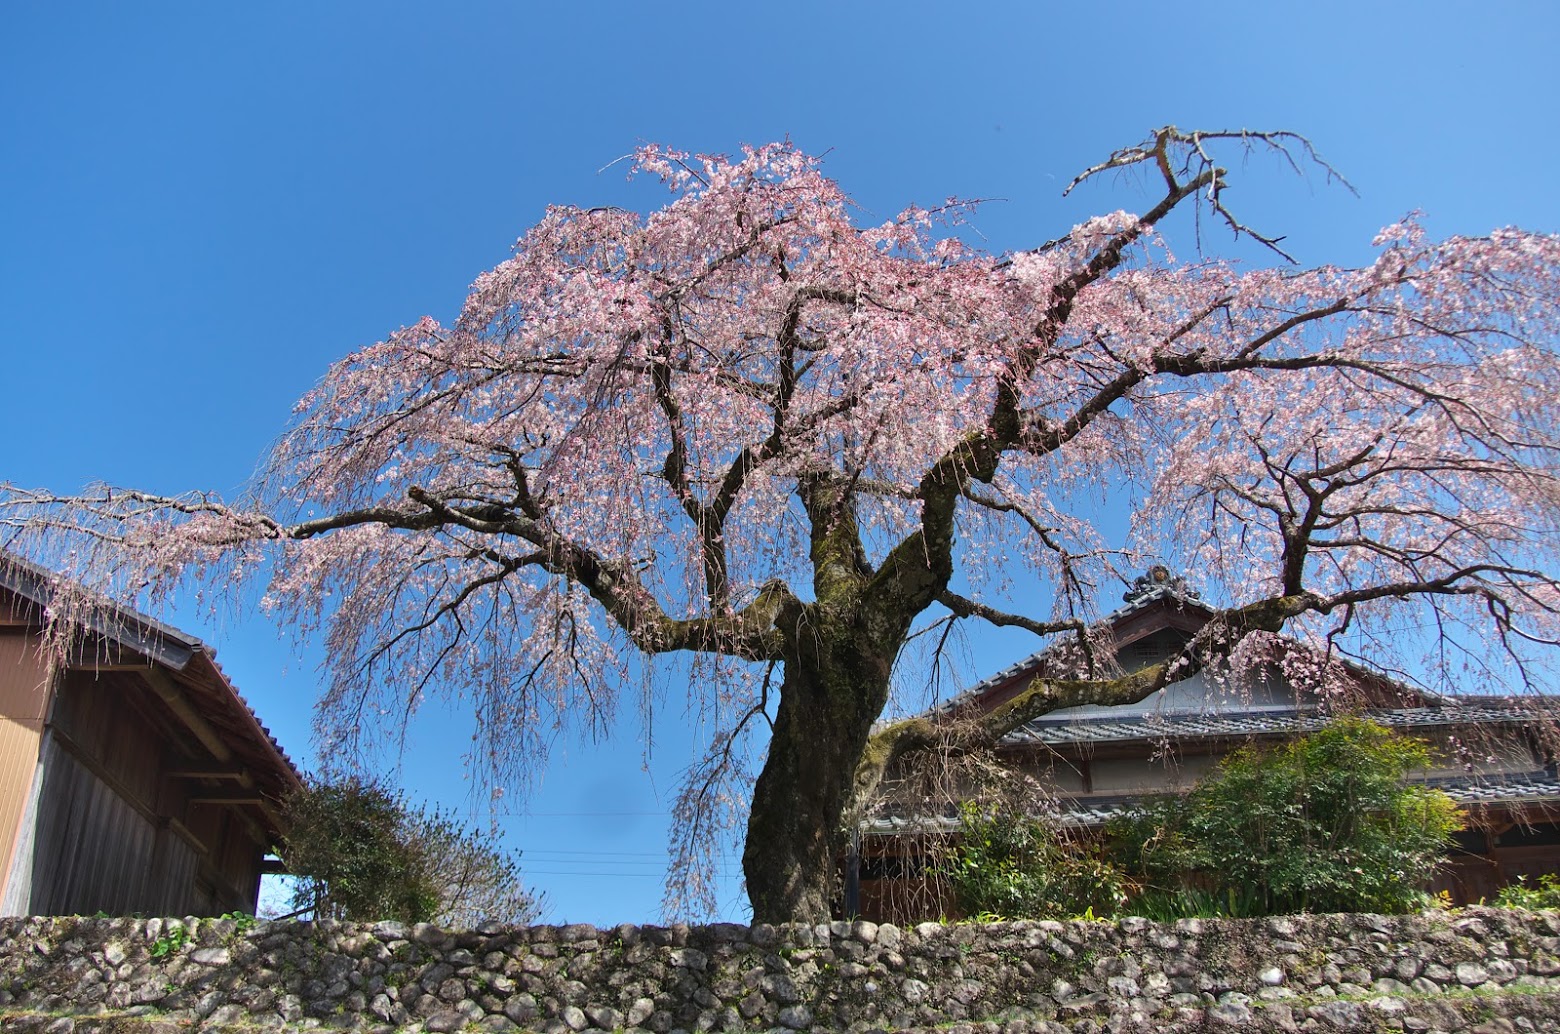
(852, 569, 1560, 922)
(0, 553, 301, 916)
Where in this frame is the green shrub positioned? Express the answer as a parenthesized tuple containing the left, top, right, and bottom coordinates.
(1108, 717, 1463, 917)
(943, 801, 1129, 920)
(1495, 873, 1560, 910)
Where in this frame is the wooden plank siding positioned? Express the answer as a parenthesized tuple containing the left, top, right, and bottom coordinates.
(0, 631, 49, 908)
(0, 718, 43, 905)
(49, 672, 167, 813)
(0, 645, 274, 917)
(24, 733, 203, 915)
(0, 631, 49, 721)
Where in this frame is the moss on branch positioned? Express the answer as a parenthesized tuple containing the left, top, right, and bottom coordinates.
(848, 592, 1325, 817)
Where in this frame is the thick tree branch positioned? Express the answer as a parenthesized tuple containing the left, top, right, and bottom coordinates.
(851, 592, 1319, 813)
(867, 147, 1223, 629)
(935, 589, 1086, 640)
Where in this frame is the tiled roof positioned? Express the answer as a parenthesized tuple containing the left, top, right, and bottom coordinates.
(1056, 772, 1560, 825)
(1007, 701, 1560, 746)
(1437, 773, 1560, 806)
(0, 551, 201, 669)
(861, 772, 1560, 836)
(864, 575, 1560, 840)
(912, 578, 1463, 734)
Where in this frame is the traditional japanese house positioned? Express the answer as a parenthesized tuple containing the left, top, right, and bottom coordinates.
(851, 568, 1560, 922)
(0, 552, 301, 916)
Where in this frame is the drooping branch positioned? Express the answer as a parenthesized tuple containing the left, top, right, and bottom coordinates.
(957, 488, 1109, 619)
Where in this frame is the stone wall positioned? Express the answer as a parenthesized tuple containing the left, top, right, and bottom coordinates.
(2, 908, 1560, 1032)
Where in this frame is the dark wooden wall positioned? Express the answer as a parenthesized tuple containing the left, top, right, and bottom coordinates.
(16, 670, 266, 916)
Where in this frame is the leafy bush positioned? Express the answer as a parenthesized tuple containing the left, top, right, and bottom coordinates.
(943, 802, 1129, 920)
(282, 776, 543, 926)
(1108, 717, 1463, 917)
(1495, 873, 1560, 910)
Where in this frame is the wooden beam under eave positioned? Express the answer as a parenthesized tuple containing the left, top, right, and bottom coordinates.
(188, 794, 288, 843)
(141, 667, 239, 768)
(167, 766, 252, 781)
(166, 817, 210, 857)
(138, 660, 292, 840)
(187, 794, 268, 806)
(255, 798, 287, 835)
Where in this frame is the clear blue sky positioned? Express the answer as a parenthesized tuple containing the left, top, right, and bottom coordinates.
(3, 2, 1558, 924)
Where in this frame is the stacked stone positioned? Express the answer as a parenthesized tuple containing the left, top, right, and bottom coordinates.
(0, 908, 1558, 1032)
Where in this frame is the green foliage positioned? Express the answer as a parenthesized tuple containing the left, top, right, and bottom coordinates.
(1495, 873, 1560, 910)
(1108, 718, 1463, 917)
(1110, 884, 1275, 923)
(281, 776, 543, 926)
(219, 910, 258, 934)
(943, 802, 1129, 920)
(149, 924, 190, 958)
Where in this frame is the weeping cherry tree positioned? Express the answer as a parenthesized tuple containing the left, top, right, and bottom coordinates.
(5, 127, 1560, 923)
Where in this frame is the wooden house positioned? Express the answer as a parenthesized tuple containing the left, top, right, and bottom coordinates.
(851, 568, 1560, 922)
(0, 553, 301, 916)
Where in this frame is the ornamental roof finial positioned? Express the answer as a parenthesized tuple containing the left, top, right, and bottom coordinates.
(1123, 565, 1200, 605)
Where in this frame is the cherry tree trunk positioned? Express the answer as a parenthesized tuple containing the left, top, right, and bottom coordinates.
(742, 616, 893, 925)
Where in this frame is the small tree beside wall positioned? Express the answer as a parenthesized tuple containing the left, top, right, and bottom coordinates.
(281, 777, 544, 926)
